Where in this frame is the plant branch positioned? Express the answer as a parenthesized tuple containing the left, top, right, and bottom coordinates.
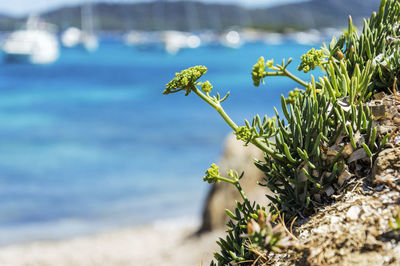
(193, 86, 238, 131)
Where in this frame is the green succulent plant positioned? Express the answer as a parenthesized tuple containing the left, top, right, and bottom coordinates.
(163, 0, 399, 264)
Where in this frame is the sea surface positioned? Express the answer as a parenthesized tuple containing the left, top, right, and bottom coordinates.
(0, 39, 316, 245)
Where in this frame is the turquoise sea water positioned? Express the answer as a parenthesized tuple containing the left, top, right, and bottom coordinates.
(0, 39, 315, 245)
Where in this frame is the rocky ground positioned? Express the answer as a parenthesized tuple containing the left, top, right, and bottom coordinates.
(267, 92, 400, 265)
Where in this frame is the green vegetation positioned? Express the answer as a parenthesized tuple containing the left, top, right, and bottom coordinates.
(164, 0, 399, 264)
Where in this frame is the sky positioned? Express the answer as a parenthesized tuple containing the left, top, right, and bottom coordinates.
(0, 0, 306, 16)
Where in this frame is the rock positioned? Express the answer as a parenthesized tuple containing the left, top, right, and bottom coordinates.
(338, 169, 352, 186)
(373, 92, 386, 100)
(347, 148, 367, 163)
(325, 186, 335, 197)
(395, 135, 400, 146)
(370, 104, 386, 119)
(372, 148, 400, 190)
(342, 143, 354, 158)
(372, 148, 400, 177)
(346, 206, 361, 221)
(198, 134, 270, 233)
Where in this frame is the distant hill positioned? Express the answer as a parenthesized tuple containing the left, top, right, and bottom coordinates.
(0, 0, 381, 32)
(252, 0, 381, 31)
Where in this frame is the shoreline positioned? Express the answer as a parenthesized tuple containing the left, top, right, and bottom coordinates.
(0, 218, 223, 266)
(0, 215, 203, 246)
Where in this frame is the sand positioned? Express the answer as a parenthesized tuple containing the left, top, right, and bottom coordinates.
(0, 221, 223, 266)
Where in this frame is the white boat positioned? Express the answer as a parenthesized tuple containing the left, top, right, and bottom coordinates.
(220, 30, 243, 49)
(288, 29, 322, 45)
(61, 27, 82, 48)
(162, 31, 201, 55)
(60, 2, 98, 52)
(123, 30, 163, 50)
(2, 15, 59, 64)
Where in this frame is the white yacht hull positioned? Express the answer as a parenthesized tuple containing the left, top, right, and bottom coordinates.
(2, 30, 59, 64)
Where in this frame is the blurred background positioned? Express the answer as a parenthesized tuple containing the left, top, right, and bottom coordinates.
(0, 0, 379, 246)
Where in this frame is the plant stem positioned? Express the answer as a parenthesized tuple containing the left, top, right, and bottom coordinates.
(217, 176, 237, 185)
(236, 183, 254, 210)
(282, 69, 309, 88)
(265, 70, 309, 88)
(193, 86, 277, 158)
(193, 87, 238, 131)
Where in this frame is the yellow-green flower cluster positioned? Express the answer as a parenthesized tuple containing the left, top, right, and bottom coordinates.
(203, 163, 221, 184)
(286, 88, 303, 104)
(235, 126, 252, 142)
(200, 81, 213, 93)
(251, 57, 273, 87)
(164, 65, 207, 95)
(298, 48, 325, 73)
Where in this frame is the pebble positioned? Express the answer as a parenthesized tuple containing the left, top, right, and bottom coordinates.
(346, 206, 361, 221)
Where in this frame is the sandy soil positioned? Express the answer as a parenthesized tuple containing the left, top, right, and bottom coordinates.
(0, 222, 223, 266)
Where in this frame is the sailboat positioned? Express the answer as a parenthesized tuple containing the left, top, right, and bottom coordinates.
(61, 1, 98, 52)
(2, 15, 59, 64)
(81, 2, 98, 52)
(161, 1, 201, 54)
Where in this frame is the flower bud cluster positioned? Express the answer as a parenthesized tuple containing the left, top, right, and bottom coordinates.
(286, 88, 303, 104)
(251, 57, 273, 87)
(200, 81, 213, 93)
(164, 65, 207, 95)
(298, 48, 325, 73)
(234, 126, 252, 142)
(203, 163, 221, 184)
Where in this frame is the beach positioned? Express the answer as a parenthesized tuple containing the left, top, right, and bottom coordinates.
(0, 221, 223, 266)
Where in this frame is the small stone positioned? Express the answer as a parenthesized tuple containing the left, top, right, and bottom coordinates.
(325, 186, 335, 197)
(374, 92, 386, 100)
(348, 148, 367, 163)
(338, 169, 352, 186)
(378, 126, 392, 136)
(330, 216, 341, 225)
(346, 205, 361, 221)
(372, 148, 400, 178)
(313, 170, 319, 177)
(370, 104, 386, 119)
(314, 193, 321, 202)
(387, 106, 397, 119)
(395, 135, 400, 146)
(342, 143, 354, 158)
(324, 172, 331, 178)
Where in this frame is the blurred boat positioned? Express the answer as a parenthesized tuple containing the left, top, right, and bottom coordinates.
(60, 2, 98, 52)
(123, 31, 163, 50)
(262, 33, 283, 45)
(220, 30, 243, 49)
(162, 31, 201, 55)
(81, 2, 98, 52)
(2, 15, 59, 64)
(61, 27, 82, 48)
(287, 29, 322, 45)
